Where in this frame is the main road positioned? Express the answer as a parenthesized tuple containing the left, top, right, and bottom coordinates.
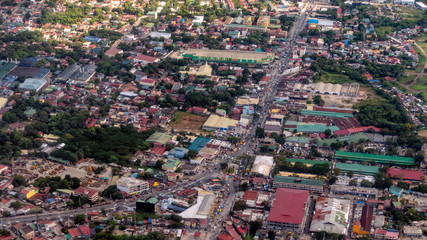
(2, 0, 312, 229)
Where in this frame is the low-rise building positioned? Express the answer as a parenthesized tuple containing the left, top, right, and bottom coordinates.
(310, 197, 351, 235)
(74, 187, 99, 202)
(116, 177, 149, 195)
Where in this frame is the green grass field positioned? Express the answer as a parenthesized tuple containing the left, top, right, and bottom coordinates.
(319, 73, 351, 84)
(410, 75, 427, 91)
(414, 44, 426, 73)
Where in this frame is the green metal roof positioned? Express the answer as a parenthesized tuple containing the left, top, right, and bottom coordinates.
(296, 124, 340, 133)
(286, 137, 309, 144)
(146, 197, 159, 204)
(335, 151, 414, 165)
(301, 110, 354, 118)
(286, 158, 330, 166)
(48, 156, 70, 164)
(316, 133, 369, 146)
(273, 176, 324, 186)
(335, 163, 379, 175)
(0, 62, 15, 79)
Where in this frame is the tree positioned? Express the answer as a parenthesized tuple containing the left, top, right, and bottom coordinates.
(268, 230, 276, 240)
(220, 163, 228, 170)
(233, 200, 247, 211)
(313, 95, 325, 106)
(12, 175, 27, 187)
(256, 127, 265, 138)
(333, 168, 341, 176)
(412, 183, 427, 193)
(397, 181, 410, 189)
(184, 149, 198, 159)
(101, 186, 123, 200)
(74, 214, 85, 225)
(349, 179, 358, 186)
(239, 182, 249, 191)
(347, 171, 354, 178)
(10, 201, 22, 210)
(329, 176, 337, 185)
(361, 180, 373, 188)
(374, 172, 393, 189)
(249, 220, 262, 236)
(324, 129, 332, 137)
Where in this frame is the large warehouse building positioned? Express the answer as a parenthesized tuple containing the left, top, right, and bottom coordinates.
(267, 188, 310, 232)
(202, 114, 239, 132)
(181, 49, 275, 64)
(273, 176, 324, 193)
(334, 151, 414, 166)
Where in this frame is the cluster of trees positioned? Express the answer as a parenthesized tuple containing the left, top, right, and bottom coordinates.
(54, 125, 155, 165)
(274, 156, 330, 176)
(386, 207, 426, 228)
(354, 92, 409, 134)
(39, 5, 91, 25)
(102, 186, 123, 200)
(33, 176, 80, 192)
(12, 175, 28, 187)
(89, 29, 123, 42)
(279, 15, 296, 31)
(92, 231, 166, 240)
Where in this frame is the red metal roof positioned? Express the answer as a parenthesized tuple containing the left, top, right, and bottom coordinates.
(387, 168, 424, 181)
(267, 188, 309, 224)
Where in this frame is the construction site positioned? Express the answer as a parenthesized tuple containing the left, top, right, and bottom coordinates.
(14, 158, 113, 191)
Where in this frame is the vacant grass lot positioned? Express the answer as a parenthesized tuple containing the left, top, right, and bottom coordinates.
(319, 73, 351, 84)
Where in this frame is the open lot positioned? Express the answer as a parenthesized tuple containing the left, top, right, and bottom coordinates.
(314, 87, 369, 108)
(170, 111, 208, 133)
(418, 129, 427, 138)
(319, 73, 351, 84)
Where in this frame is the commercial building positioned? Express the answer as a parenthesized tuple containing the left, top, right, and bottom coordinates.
(267, 188, 310, 232)
(330, 185, 379, 198)
(225, 24, 268, 32)
(56, 63, 97, 85)
(18, 78, 47, 92)
(74, 187, 99, 202)
(310, 197, 351, 235)
(182, 49, 275, 64)
(202, 114, 239, 132)
(180, 191, 216, 219)
(116, 177, 149, 195)
(8, 66, 50, 79)
(133, 54, 160, 65)
(257, 15, 270, 27)
(251, 155, 274, 176)
(334, 151, 414, 166)
(273, 176, 324, 193)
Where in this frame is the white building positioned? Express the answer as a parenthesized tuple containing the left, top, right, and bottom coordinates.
(116, 177, 149, 195)
(251, 155, 274, 176)
(416, 1, 427, 9)
(394, 0, 415, 5)
(310, 197, 351, 235)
